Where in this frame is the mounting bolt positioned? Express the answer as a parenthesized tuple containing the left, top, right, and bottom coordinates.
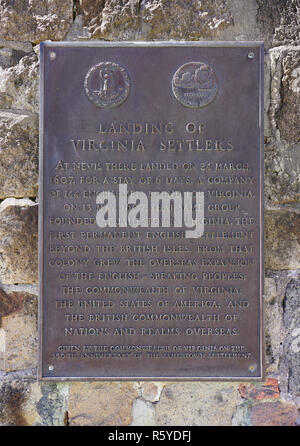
(49, 52, 56, 61)
(248, 365, 256, 373)
(48, 365, 54, 371)
(248, 52, 255, 60)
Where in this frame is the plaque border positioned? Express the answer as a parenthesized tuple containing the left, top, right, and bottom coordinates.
(38, 41, 264, 381)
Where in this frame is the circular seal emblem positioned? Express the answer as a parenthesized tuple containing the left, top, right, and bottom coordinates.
(172, 62, 218, 108)
(84, 61, 130, 108)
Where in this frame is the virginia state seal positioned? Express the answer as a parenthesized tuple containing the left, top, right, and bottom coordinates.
(172, 62, 218, 108)
(84, 61, 130, 108)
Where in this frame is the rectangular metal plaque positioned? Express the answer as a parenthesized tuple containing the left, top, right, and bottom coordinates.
(39, 42, 264, 380)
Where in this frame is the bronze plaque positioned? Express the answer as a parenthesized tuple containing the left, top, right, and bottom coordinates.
(39, 42, 264, 380)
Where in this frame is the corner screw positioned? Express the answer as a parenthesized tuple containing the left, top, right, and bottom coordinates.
(49, 52, 56, 61)
(48, 365, 54, 371)
(248, 52, 255, 60)
(249, 365, 256, 373)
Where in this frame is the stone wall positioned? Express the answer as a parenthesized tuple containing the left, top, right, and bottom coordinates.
(0, 0, 299, 426)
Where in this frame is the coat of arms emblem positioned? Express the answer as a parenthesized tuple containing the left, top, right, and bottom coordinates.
(84, 61, 130, 108)
(172, 62, 218, 108)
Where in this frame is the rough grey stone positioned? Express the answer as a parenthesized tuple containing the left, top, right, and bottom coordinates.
(0, 112, 38, 198)
(36, 383, 69, 426)
(283, 277, 300, 396)
(215, 0, 260, 42)
(65, 15, 91, 41)
(130, 398, 156, 426)
(0, 52, 39, 112)
(264, 277, 285, 374)
(0, 47, 28, 70)
(257, 0, 300, 48)
(0, 199, 38, 284)
(265, 210, 300, 270)
(275, 48, 300, 143)
(268, 47, 300, 143)
(231, 402, 251, 426)
(0, 39, 33, 54)
(264, 141, 300, 208)
(78, 0, 234, 40)
(76, 0, 300, 47)
(268, 47, 300, 145)
(264, 47, 300, 208)
(0, 0, 74, 44)
(264, 53, 272, 140)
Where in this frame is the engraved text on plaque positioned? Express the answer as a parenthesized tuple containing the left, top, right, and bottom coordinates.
(39, 42, 264, 380)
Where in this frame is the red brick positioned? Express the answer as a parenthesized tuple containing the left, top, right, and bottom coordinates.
(250, 401, 297, 426)
(239, 378, 280, 400)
